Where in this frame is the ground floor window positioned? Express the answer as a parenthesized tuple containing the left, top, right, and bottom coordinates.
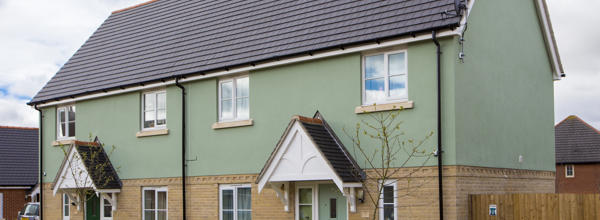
(566, 164, 575, 178)
(101, 194, 113, 220)
(143, 187, 168, 220)
(0, 193, 3, 219)
(379, 180, 397, 220)
(296, 185, 316, 220)
(220, 184, 252, 220)
(63, 194, 70, 220)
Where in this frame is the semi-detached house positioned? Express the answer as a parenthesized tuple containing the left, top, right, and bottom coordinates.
(28, 0, 563, 220)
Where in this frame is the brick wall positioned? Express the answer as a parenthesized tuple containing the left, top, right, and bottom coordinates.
(42, 165, 554, 220)
(1, 189, 27, 220)
(556, 163, 600, 193)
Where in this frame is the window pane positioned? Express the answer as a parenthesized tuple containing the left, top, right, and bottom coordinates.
(144, 210, 156, 220)
(64, 194, 69, 204)
(222, 211, 234, 220)
(145, 111, 156, 128)
(64, 205, 69, 216)
(237, 187, 251, 210)
(68, 106, 76, 122)
(365, 78, 385, 104)
(299, 188, 312, 204)
(236, 77, 249, 97)
(365, 55, 384, 78)
(389, 53, 406, 76)
(237, 210, 251, 220)
(157, 191, 167, 209)
(157, 93, 166, 110)
(299, 205, 312, 220)
(236, 97, 249, 119)
(145, 93, 156, 111)
(221, 99, 233, 120)
(104, 205, 112, 217)
(68, 122, 75, 137)
(383, 204, 394, 220)
(383, 186, 394, 203)
(157, 109, 166, 125)
(60, 123, 66, 137)
(157, 210, 167, 220)
(222, 189, 233, 209)
(389, 75, 407, 98)
(144, 190, 155, 209)
(221, 81, 233, 100)
(59, 109, 66, 123)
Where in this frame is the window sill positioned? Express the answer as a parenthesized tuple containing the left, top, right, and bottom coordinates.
(212, 119, 253, 130)
(52, 139, 76, 146)
(136, 129, 169, 138)
(355, 101, 414, 114)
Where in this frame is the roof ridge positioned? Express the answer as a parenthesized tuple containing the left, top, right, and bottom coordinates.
(0, 126, 38, 130)
(112, 0, 160, 14)
(292, 115, 322, 124)
(556, 115, 600, 135)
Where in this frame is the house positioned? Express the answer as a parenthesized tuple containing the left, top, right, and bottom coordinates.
(555, 115, 600, 193)
(27, 0, 563, 219)
(0, 126, 39, 220)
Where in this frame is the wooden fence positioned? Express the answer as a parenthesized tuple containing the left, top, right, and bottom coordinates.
(469, 193, 600, 220)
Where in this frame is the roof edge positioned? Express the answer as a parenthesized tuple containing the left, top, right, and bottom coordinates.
(0, 126, 38, 130)
(112, 0, 159, 14)
(534, 0, 565, 80)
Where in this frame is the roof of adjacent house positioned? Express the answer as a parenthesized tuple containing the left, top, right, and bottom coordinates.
(555, 115, 600, 164)
(29, 0, 464, 104)
(0, 126, 39, 186)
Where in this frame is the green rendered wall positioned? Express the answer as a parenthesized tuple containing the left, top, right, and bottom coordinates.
(453, 0, 555, 171)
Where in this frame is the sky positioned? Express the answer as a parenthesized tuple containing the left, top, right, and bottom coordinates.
(0, 0, 598, 129)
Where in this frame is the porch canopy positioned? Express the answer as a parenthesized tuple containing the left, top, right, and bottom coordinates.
(52, 139, 122, 210)
(256, 112, 364, 212)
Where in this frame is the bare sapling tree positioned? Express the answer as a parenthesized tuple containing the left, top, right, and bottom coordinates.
(345, 107, 434, 220)
(56, 134, 119, 206)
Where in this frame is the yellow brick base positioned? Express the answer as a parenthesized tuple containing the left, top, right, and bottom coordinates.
(42, 165, 554, 220)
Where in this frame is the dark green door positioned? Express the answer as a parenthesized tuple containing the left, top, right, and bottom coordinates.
(86, 193, 100, 220)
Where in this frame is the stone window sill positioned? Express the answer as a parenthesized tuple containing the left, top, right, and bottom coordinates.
(355, 101, 414, 114)
(52, 139, 76, 146)
(136, 129, 169, 138)
(212, 119, 254, 130)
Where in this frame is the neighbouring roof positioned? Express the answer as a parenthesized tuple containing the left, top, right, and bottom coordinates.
(0, 126, 39, 186)
(29, 0, 464, 104)
(53, 140, 122, 190)
(555, 116, 600, 164)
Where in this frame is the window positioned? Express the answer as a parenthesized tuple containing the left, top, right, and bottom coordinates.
(219, 76, 249, 122)
(220, 184, 251, 220)
(142, 90, 167, 130)
(0, 193, 3, 220)
(363, 51, 408, 105)
(379, 180, 397, 220)
(57, 105, 76, 139)
(63, 194, 70, 220)
(296, 185, 315, 220)
(101, 195, 113, 220)
(566, 164, 575, 178)
(143, 187, 168, 220)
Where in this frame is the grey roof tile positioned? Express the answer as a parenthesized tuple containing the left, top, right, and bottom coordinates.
(30, 0, 462, 104)
(0, 127, 39, 186)
(555, 116, 600, 164)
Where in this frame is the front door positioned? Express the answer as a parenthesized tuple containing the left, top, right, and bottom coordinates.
(318, 184, 347, 220)
(86, 193, 100, 220)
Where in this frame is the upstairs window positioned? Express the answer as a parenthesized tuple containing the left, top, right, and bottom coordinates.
(363, 51, 408, 105)
(219, 76, 249, 122)
(143, 90, 167, 130)
(57, 105, 76, 139)
(565, 164, 574, 178)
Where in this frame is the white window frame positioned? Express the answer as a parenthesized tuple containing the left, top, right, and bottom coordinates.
(362, 50, 408, 105)
(141, 90, 167, 130)
(62, 193, 70, 220)
(142, 186, 168, 220)
(56, 105, 76, 140)
(0, 193, 3, 220)
(218, 75, 250, 122)
(100, 194, 113, 220)
(219, 184, 252, 220)
(295, 184, 318, 220)
(379, 180, 398, 220)
(565, 164, 575, 178)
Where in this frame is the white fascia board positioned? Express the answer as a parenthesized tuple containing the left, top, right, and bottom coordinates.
(535, 0, 564, 80)
(36, 30, 461, 108)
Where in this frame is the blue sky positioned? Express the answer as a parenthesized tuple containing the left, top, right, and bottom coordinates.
(0, 0, 598, 129)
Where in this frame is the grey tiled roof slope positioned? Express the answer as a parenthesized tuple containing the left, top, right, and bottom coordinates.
(30, 0, 463, 104)
(75, 143, 122, 189)
(555, 116, 600, 164)
(0, 126, 39, 186)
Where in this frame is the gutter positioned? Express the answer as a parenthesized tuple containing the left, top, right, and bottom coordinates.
(174, 77, 187, 220)
(432, 31, 444, 220)
(33, 105, 43, 219)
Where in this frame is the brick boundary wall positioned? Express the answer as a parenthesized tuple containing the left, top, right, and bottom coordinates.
(1, 189, 28, 220)
(42, 165, 554, 220)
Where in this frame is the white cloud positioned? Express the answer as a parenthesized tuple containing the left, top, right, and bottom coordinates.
(0, 0, 147, 127)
